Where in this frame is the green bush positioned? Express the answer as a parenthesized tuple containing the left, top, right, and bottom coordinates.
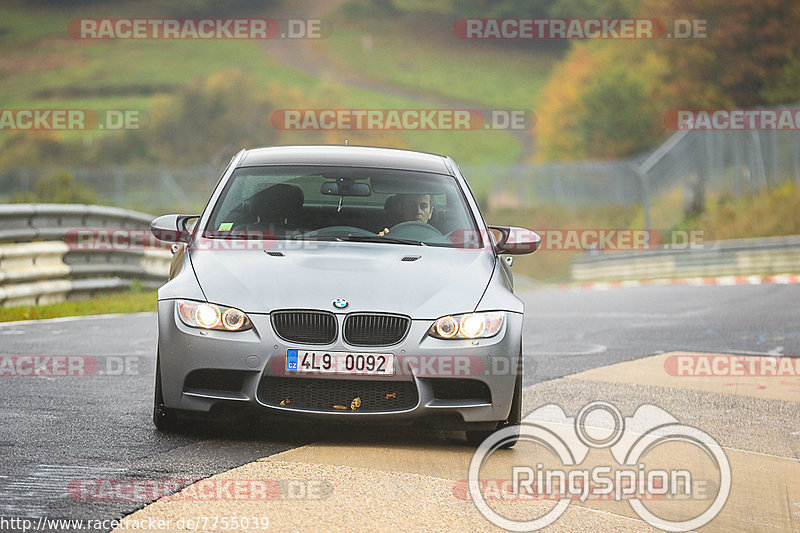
(575, 67, 661, 158)
(11, 169, 97, 204)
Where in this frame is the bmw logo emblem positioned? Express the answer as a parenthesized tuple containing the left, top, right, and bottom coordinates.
(333, 298, 348, 309)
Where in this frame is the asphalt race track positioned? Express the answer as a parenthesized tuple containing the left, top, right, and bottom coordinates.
(0, 283, 798, 531)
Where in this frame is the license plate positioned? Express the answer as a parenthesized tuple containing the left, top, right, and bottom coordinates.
(286, 350, 394, 375)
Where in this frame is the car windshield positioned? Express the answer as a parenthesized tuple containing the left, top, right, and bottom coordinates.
(204, 165, 482, 248)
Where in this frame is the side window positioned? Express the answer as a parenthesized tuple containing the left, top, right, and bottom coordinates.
(213, 175, 281, 228)
(430, 190, 469, 234)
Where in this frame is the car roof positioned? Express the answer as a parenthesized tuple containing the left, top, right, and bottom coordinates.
(238, 145, 453, 174)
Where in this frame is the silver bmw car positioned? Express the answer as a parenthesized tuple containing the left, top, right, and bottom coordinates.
(150, 145, 540, 446)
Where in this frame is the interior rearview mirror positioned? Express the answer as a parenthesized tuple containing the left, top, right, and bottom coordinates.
(321, 179, 371, 196)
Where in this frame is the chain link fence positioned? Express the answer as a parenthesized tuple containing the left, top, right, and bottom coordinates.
(2, 106, 799, 216)
(0, 165, 223, 215)
(467, 105, 800, 214)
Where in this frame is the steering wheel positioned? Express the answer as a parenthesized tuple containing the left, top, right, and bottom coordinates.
(387, 221, 444, 238)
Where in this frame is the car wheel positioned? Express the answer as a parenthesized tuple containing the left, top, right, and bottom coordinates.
(466, 347, 522, 448)
(153, 351, 182, 432)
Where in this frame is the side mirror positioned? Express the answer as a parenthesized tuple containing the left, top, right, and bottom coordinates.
(488, 226, 541, 254)
(150, 214, 198, 243)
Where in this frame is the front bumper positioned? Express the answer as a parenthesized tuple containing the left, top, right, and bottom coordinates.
(157, 300, 523, 427)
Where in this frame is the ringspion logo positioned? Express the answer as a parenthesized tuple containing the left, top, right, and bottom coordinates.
(469, 401, 730, 531)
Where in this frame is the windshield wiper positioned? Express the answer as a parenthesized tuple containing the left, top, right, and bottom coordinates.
(204, 231, 278, 240)
(335, 235, 425, 246)
(292, 235, 340, 241)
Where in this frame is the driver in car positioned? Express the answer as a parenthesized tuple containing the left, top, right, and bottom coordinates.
(378, 193, 433, 236)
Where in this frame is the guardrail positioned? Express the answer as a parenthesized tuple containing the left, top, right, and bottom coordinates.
(0, 204, 170, 308)
(572, 235, 800, 282)
(4, 204, 797, 306)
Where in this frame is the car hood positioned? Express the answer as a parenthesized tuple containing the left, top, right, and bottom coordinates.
(189, 241, 496, 318)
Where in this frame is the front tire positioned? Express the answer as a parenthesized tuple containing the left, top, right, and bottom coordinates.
(466, 348, 522, 448)
(153, 351, 182, 432)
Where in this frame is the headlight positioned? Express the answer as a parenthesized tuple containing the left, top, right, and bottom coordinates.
(428, 311, 504, 339)
(177, 300, 252, 331)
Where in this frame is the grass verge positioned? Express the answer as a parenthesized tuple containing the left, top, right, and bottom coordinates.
(327, 7, 561, 109)
(0, 289, 157, 322)
(488, 181, 800, 283)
